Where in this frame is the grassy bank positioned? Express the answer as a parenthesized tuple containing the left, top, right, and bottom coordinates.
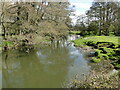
(1, 35, 51, 51)
(68, 31, 81, 35)
(72, 36, 120, 69)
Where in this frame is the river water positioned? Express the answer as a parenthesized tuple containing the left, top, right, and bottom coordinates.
(2, 35, 90, 88)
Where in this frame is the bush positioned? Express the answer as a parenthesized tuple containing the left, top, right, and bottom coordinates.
(113, 63, 120, 69)
(91, 57, 101, 63)
(97, 54, 109, 60)
(99, 47, 115, 56)
(109, 56, 118, 60)
(87, 22, 99, 35)
(85, 40, 97, 46)
(97, 42, 113, 48)
(95, 49, 102, 56)
(102, 54, 109, 60)
(115, 49, 120, 55)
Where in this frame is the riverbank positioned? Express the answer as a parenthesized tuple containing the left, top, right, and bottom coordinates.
(69, 36, 120, 88)
(68, 69, 119, 88)
(72, 36, 120, 69)
(1, 35, 52, 52)
(68, 31, 81, 35)
(1, 33, 68, 52)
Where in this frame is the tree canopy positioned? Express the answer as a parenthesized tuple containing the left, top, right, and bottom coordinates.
(0, 2, 71, 49)
(75, 1, 120, 36)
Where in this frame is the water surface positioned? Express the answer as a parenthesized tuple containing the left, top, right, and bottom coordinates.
(2, 35, 90, 88)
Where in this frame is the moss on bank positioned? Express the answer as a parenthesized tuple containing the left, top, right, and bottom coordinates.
(72, 36, 120, 69)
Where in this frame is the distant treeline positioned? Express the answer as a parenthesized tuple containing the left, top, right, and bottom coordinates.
(73, 1, 120, 36)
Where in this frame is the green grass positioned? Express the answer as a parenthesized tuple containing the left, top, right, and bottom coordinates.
(68, 31, 81, 35)
(72, 36, 120, 66)
(71, 38, 86, 47)
(72, 36, 119, 47)
(86, 36, 119, 44)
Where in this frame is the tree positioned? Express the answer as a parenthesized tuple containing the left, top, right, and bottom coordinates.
(87, 22, 99, 35)
(1, 1, 71, 49)
(84, 1, 120, 36)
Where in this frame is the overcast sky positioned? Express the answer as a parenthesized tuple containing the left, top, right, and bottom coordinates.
(69, 0, 93, 24)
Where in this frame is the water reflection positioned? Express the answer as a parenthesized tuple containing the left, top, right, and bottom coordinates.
(2, 35, 90, 88)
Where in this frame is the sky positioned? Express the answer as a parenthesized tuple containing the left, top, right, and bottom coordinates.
(69, 0, 93, 24)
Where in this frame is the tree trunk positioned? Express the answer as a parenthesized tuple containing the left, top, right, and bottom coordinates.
(1, 2, 6, 39)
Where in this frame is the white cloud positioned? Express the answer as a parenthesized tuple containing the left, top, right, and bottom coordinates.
(70, 3, 91, 10)
(70, 2, 91, 16)
(69, 16, 77, 25)
(73, 10, 85, 16)
(69, 2, 92, 24)
(69, 0, 93, 3)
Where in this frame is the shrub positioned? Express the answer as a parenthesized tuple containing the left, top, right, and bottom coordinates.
(95, 49, 102, 56)
(85, 40, 97, 46)
(109, 56, 118, 60)
(113, 63, 120, 69)
(115, 49, 120, 55)
(99, 47, 115, 56)
(98, 54, 109, 60)
(91, 57, 101, 63)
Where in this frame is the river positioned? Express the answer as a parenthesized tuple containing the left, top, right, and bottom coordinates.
(2, 35, 90, 88)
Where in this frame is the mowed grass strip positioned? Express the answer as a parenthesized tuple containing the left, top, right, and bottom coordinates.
(72, 36, 119, 47)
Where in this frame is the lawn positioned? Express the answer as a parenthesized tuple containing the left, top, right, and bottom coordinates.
(72, 36, 119, 47)
(72, 36, 120, 68)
